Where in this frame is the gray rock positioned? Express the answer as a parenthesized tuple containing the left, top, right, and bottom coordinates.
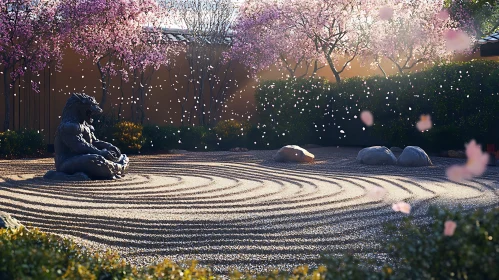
(356, 146, 397, 165)
(390, 146, 403, 153)
(0, 211, 22, 230)
(397, 146, 433, 167)
(44, 170, 91, 181)
(274, 145, 315, 163)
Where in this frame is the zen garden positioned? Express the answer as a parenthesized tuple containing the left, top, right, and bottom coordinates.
(1, 0, 499, 279)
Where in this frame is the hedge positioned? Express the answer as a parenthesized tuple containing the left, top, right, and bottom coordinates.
(254, 60, 499, 152)
(0, 129, 46, 159)
(1, 206, 497, 279)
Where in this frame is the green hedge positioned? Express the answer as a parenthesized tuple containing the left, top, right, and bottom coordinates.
(0, 129, 46, 158)
(1, 207, 497, 279)
(255, 60, 499, 151)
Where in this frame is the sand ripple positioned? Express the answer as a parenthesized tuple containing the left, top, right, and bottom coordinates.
(0, 147, 498, 273)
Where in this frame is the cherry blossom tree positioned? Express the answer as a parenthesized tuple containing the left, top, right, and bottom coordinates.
(228, 0, 324, 79)
(62, 0, 173, 109)
(229, 0, 375, 83)
(445, 0, 499, 39)
(0, 0, 64, 130)
(370, 1, 469, 75)
(124, 27, 182, 124)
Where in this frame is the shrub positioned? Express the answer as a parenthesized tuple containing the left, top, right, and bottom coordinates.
(142, 125, 180, 152)
(179, 126, 213, 151)
(213, 120, 251, 150)
(255, 78, 329, 147)
(113, 121, 144, 154)
(255, 60, 499, 151)
(0, 129, 46, 158)
(384, 206, 499, 279)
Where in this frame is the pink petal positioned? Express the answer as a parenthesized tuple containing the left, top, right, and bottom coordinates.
(437, 10, 450, 20)
(360, 110, 373, 126)
(444, 220, 457, 236)
(392, 202, 411, 214)
(379, 6, 394, 20)
(367, 186, 387, 200)
(446, 165, 468, 182)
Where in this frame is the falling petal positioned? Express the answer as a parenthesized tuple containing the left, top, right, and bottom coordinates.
(444, 220, 457, 236)
(360, 110, 374, 126)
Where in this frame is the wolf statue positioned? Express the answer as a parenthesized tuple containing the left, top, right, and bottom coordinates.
(47, 93, 129, 180)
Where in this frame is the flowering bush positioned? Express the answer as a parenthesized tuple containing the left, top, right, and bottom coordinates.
(0, 129, 46, 158)
(113, 121, 144, 154)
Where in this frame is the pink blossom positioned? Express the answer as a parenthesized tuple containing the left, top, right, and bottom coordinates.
(446, 140, 489, 182)
(369, 1, 464, 74)
(444, 220, 457, 236)
(437, 9, 450, 20)
(366, 186, 387, 200)
(444, 29, 472, 52)
(392, 202, 411, 214)
(360, 110, 374, 126)
(446, 165, 471, 182)
(379, 6, 394, 21)
(465, 140, 489, 176)
(416, 114, 432, 131)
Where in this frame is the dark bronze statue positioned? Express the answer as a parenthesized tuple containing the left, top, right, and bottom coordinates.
(47, 93, 129, 180)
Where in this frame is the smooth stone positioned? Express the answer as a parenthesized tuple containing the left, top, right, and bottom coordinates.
(356, 146, 397, 165)
(274, 145, 315, 163)
(43, 170, 91, 181)
(397, 146, 433, 167)
(0, 211, 22, 230)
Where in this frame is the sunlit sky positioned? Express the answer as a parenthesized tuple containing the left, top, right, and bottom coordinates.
(163, 0, 244, 29)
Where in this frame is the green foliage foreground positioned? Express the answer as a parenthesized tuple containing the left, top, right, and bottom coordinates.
(1, 207, 497, 279)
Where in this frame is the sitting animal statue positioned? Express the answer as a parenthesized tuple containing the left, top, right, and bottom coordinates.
(52, 93, 129, 179)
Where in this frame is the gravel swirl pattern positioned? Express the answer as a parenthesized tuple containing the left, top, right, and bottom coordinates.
(0, 147, 498, 273)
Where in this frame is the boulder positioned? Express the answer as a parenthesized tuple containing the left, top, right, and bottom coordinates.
(397, 146, 433, 167)
(356, 146, 397, 165)
(274, 145, 315, 163)
(390, 146, 403, 153)
(448, 150, 466, 158)
(0, 211, 22, 230)
(44, 170, 91, 181)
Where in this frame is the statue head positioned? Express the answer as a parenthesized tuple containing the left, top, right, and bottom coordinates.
(61, 93, 103, 124)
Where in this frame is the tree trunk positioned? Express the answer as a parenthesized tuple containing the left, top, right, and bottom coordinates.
(3, 68, 10, 131)
(377, 63, 387, 77)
